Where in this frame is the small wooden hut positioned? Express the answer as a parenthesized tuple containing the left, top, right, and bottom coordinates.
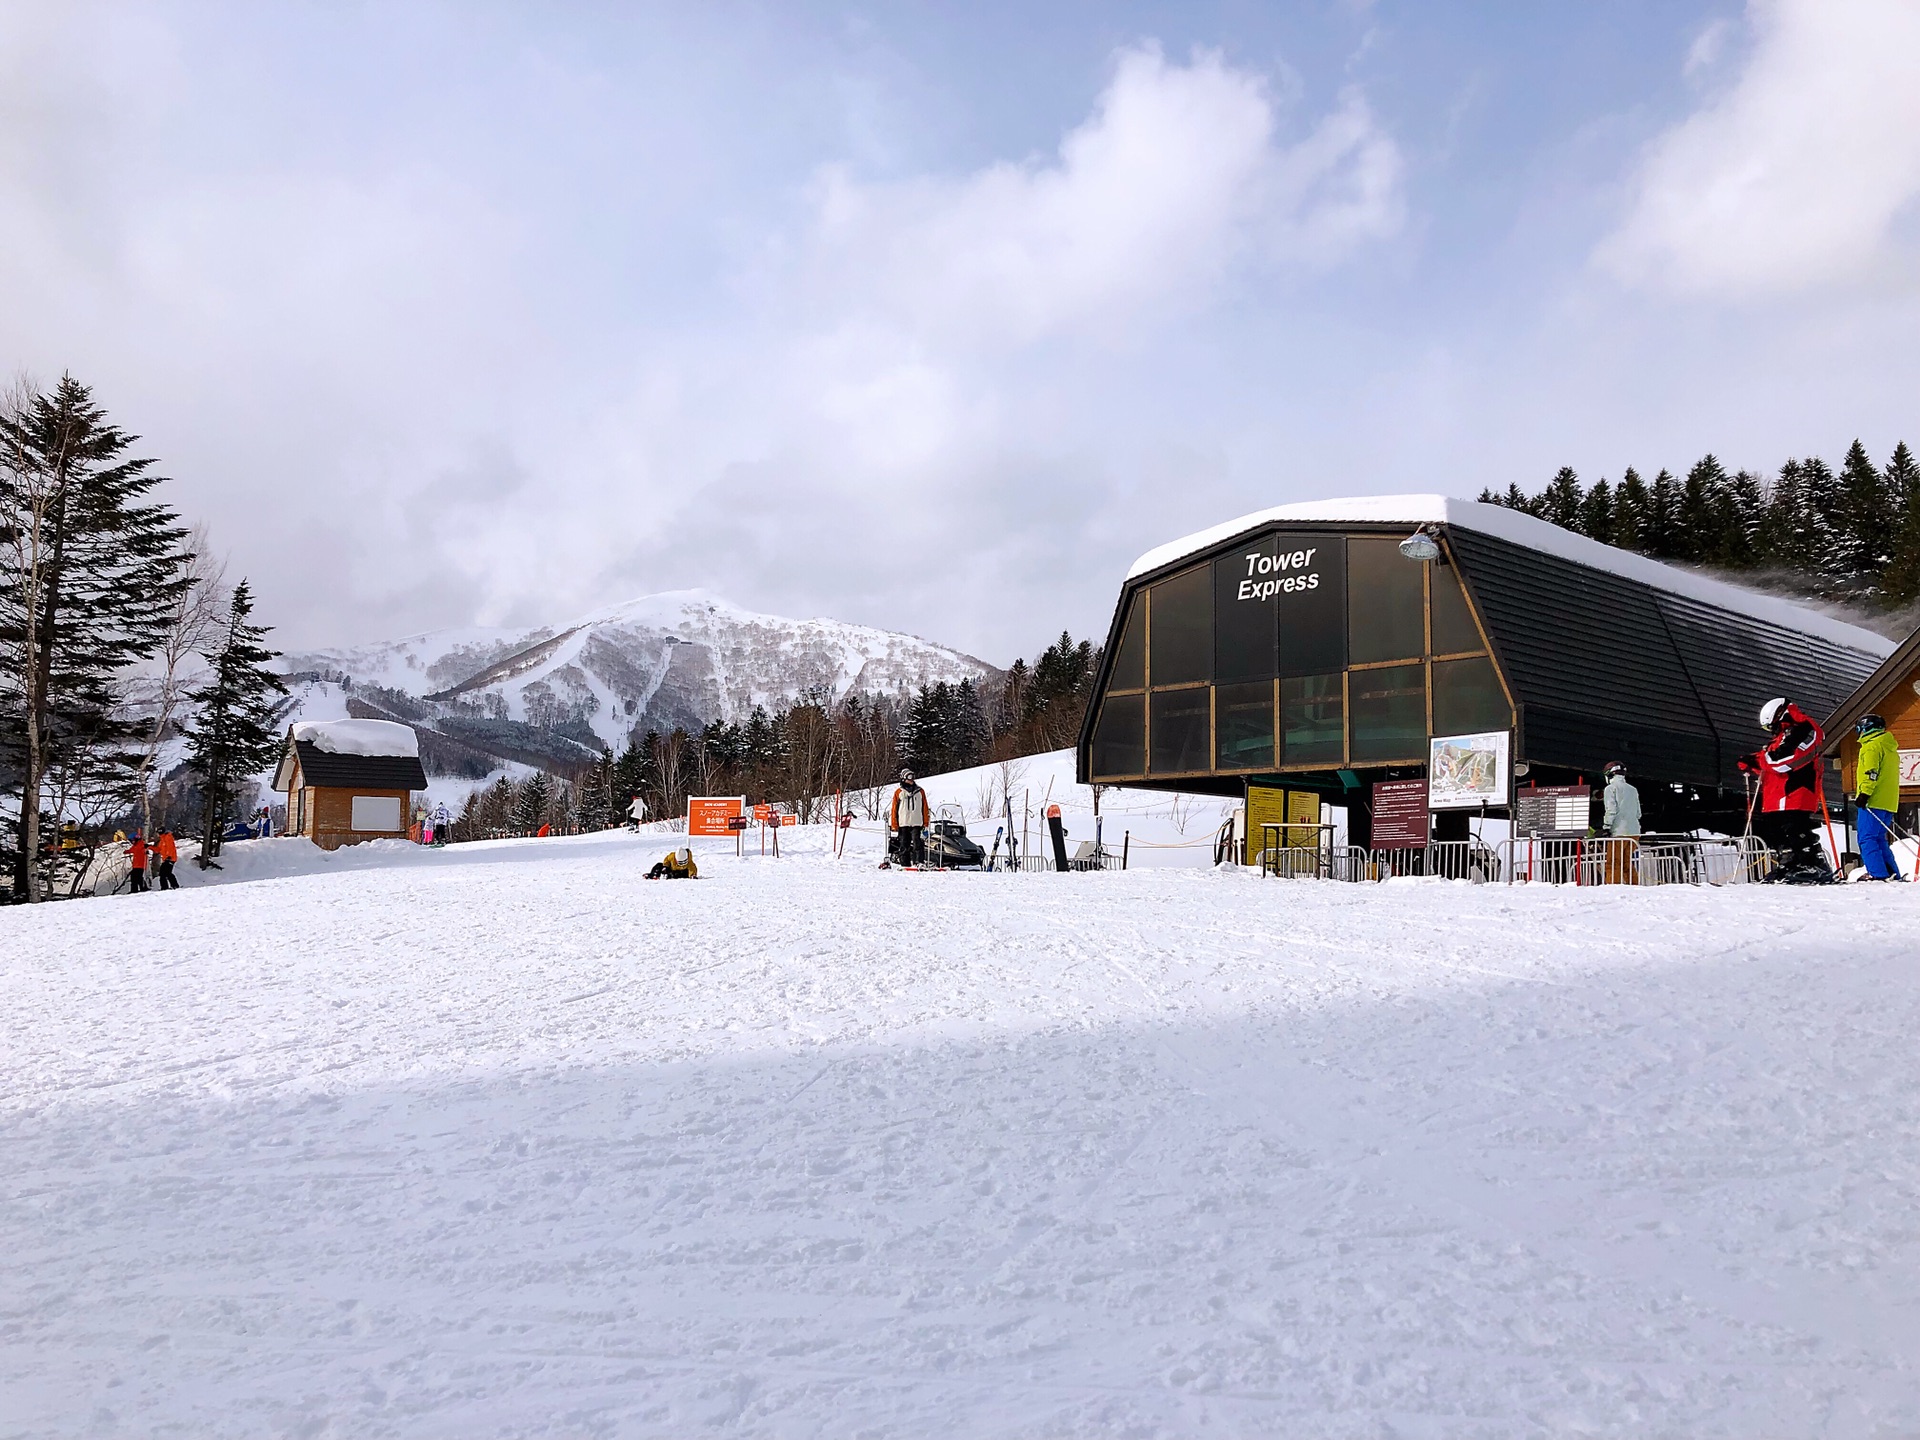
(1823, 623, 1920, 811)
(272, 719, 429, 851)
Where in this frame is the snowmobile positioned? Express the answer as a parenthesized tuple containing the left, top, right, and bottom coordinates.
(923, 805, 987, 869)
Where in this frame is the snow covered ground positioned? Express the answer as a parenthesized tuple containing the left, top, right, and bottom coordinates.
(8, 820, 1920, 1437)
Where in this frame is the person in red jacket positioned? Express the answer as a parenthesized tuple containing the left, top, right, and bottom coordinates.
(1737, 697, 1834, 883)
(126, 831, 150, 893)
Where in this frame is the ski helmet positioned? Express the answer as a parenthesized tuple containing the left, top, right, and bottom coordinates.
(1604, 761, 1626, 779)
(899, 767, 915, 782)
(1758, 697, 1789, 730)
(1857, 713, 1887, 736)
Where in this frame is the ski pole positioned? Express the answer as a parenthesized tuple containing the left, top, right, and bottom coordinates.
(1818, 791, 1843, 875)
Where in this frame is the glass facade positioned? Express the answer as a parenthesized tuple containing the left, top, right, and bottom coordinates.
(1149, 687, 1211, 774)
(1090, 692, 1145, 777)
(1215, 681, 1275, 770)
(1281, 674, 1344, 765)
(1110, 594, 1146, 689)
(1086, 527, 1511, 783)
(1429, 561, 1482, 655)
(1349, 663, 1427, 761)
(1347, 537, 1425, 663)
(1150, 567, 1212, 686)
(1433, 655, 1511, 735)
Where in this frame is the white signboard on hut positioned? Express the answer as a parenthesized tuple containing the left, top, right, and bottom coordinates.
(1901, 750, 1920, 787)
(1428, 731, 1512, 810)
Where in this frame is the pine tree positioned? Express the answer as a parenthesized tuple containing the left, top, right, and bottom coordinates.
(1799, 457, 1843, 590)
(1576, 478, 1613, 542)
(1676, 455, 1732, 564)
(1644, 469, 1680, 558)
(184, 581, 288, 864)
(1721, 470, 1765, 569)
(1502, 481, 1534, 515)
(1538, 467, 1583, 531)
(1612, 468, 1649, 552)
(1880, 441, 1920, 607)
(1834, 439, 1891, 595)
(515, 771, 552, 831)
(0, 376, 190, 899)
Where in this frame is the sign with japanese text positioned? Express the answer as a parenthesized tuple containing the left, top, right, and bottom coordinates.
(687, 796, 746, 837)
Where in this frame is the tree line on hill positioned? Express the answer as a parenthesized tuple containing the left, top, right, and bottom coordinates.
(442, 631, 1105, 837)
(1, 376, 289, 902)
(1480, 439, 1920, 613)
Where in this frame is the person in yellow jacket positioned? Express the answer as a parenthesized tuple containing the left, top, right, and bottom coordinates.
(1853, 715, 1905, 880)
(645, 847, 698, 880)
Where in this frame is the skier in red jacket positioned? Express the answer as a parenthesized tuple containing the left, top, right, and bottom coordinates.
(1737, 697, 1834, 883)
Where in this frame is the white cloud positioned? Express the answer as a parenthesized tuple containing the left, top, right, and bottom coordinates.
(795, 45, 1403, 350)
(1600, 0, 1920, 297)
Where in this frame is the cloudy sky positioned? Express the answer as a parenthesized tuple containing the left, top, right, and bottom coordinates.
(4, 1, 1918, 661)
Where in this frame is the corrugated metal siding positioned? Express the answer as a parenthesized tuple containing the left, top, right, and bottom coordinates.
(1449, 528, 1883, 787)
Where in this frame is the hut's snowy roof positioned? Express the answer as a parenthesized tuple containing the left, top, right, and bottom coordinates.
(1126, 495, 1893, 656)
(290, 719, 420, 759)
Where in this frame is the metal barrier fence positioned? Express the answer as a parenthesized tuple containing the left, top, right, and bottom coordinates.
(1252, 831, 1773, 887)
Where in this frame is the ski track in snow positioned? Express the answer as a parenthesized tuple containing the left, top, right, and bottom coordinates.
(6, 825, 1920, 1437)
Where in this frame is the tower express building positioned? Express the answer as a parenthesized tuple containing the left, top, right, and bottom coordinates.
(1076, 497, 1893, 843)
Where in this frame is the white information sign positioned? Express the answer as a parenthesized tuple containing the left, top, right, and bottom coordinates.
(350, 795, 404, 832)
(1428, 731, 1512, 810)
(1900, 749, 1920, 787)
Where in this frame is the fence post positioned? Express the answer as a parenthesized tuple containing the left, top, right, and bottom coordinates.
(1122, 831, 1129, 871)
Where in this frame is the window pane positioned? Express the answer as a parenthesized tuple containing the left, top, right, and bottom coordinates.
(1347, 537, 1425, 663)
(1432, 656, 1511, 736)
(1281, 673, 1344, 765)
(1429, 560, 1483, 655)
(1214, 681, 1274, 771)
(1109, 593, 1145, 690)
(1090, 692, 1145, 778)
(1149, 566, 1212, 686)
(1350, 662, 1427, 761)
(1214, 536, 1276, 682)
(1272, 531, 1346, 678)
(1149, 687, 1211, 774)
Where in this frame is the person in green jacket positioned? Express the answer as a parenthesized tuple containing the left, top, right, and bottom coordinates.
(1854, 715, 1905, 880)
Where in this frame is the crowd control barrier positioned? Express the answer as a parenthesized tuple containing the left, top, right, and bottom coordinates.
(1252, 829, 1773, 888)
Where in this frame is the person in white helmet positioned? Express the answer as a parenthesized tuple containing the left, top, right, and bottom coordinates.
(1737, 697, 1833, 883)
(887, 767, 930, 867)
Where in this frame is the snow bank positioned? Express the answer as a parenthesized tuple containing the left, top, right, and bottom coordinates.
(289, 717, 420, 757)
(1128, 494, 1895, 655)
(9, 831, 1920, 1434)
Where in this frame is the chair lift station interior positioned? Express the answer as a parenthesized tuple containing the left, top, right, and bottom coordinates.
(1076, 496, 1894, 845)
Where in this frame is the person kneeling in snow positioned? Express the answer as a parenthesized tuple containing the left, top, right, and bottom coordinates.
(645, 848, 698, 880)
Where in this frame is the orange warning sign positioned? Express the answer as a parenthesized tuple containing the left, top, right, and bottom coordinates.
(687, 796, 746, 837)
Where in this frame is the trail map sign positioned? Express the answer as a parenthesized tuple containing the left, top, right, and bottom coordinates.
(1371, 779, 1429, 849)
(687, 796, 746, 837)
(1428, 731, 1511, 810)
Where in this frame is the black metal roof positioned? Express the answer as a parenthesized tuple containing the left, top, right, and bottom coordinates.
(277, 736, 427, 792)
(1822, 622, 1920, 752)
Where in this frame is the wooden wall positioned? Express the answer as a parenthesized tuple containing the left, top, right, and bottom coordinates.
(283, 760, 415, 852)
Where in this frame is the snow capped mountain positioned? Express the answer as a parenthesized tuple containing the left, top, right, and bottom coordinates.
(279, 589, 998, 755)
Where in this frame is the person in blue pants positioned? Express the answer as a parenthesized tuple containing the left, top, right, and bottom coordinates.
(1854, 714, 1905, 881)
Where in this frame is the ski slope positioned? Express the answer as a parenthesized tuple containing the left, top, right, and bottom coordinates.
(7, 821, 1920, 1436)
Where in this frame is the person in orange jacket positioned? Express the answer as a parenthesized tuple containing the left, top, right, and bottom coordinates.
(887, 768, 931, 867)
(126, 832, 149, 893)
(153, 829, 180, 891)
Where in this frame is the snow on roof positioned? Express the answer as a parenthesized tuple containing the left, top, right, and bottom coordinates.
(291, 718, 420, 758)
(1126, 495, 1894, 656)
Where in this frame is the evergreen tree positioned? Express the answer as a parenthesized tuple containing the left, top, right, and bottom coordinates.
(1643, 469, 1680, 558)
(611, 738, 648, 815)
(0, 376, 190, 899)
(578, 747, 614, 830)
(1880, 442, 1920, 607)
(1502, 481, 1534, 515)
(1576, 477, 1614, 542)
(1799, 457, 1843, 589)
(1676, 455, 1731, 564)
(1834, 439, 1891, 594)
(1538, 466, 1583, 531)
(515, 771, 552, 831)
(1611, 467, 1649, 552)
(184, 581, 288, 864)
(1721, 470, 1765, 569)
